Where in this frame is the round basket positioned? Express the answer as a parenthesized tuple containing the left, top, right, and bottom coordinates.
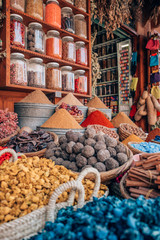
(119, 123, 147, 141)
(127, 141, 144, 155)
(82, 144, 133, 184)
(23, 132, 58, 157)
(87, 124, 119, 141)
(56, 106, 84, 123)
(0, 127, 20, 146)
(120, 172, 133, 199)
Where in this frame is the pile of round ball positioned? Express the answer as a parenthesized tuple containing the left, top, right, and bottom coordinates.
(31, 196, 160, 240)
(0, 155, 107, 224)
(45, 127, 129, 172)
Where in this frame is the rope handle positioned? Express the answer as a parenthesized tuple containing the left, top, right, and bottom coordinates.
(68, 167, 101, 205)
(0, 148, 22, 162)
(47, 180, 85, 222)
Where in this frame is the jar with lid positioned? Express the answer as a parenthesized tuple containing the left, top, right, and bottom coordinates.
(26, 0, 43, 20)
(46, 30, 62, 59)
(61, 66, 74, 92)
(28, 58, 45, 88)
(75, 0, 87, 12)
(75, 14, 87, 39)
(46, 62, 62, 90)
(27, 22, 45, 54)
(10, 53, 27, 86)
(10, 14, 25, 48)
(76, 41, 87, 66)
(64, 0, 74, 4)
(45, 0, 61, 28)
(74, 70, 87, 94)
(61, 7, 74, 34)
(11, 0, 25, 12)
(62, 36, 76, 62)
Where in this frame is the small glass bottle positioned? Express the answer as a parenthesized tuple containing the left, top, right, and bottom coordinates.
(76, 41, 87, 66)
(74, 70, 87, 94)
(45, 0, 61, 28)
(62, 36, 76, 62)
(10, 14, 25, 48)
(61, 7, 74, 34)
(61, 66, 74, 92)
(28, 58, 45, 88)
(75, 14, 87, 39)
(10, 53, 27, 86)
(11, 0, 25, 12)
(26, 0, 43, 20)
(46, 62, 62, 90)
(46, 30, 62, 59)
(27, 22, 45, 54)
(75, 0, 87, 12)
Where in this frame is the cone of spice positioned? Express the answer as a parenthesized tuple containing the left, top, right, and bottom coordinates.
(87, 96, 108, 109)
(111, 112, 137, 128)
(81, 110, 114, 128)
(57, 93, 84, 106)
(41, 109, 82, 129)
(20, 90, 53, 105)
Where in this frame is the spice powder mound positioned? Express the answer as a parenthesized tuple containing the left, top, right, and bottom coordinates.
(56, 93, 84, 106)
(41, 109, 82, 129)
(111, 112, 137, 128)
(122, 134, 144, 146)
(87, 96, 108, 109)
(20, 90, 53, 105)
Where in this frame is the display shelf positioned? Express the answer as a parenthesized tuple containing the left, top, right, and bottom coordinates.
(98, 53, 117, 60)
(101, 66, 118, 72)
(10, 7, 89, 43)
(96, 80, 118, 85)
(93, 38, 121, 49)
(11, 46, 90, 70)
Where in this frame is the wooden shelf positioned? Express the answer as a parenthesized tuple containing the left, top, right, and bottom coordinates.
(11, 46, 89, 70)
(96, 80, 118, 85)
(101, 66, 118, 72)
(10, 7, 89, 43)
(93, 38, 121, 49)
(99, 93, 118, 97)
(98, 53, 117, 60)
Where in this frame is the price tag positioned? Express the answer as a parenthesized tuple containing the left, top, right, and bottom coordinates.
(55, 92, 62, 98)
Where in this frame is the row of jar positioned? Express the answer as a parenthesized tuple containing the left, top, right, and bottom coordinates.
(10, 53, 88, 94)
(11, 2, 87, 37)
(94, 43, 117, 56)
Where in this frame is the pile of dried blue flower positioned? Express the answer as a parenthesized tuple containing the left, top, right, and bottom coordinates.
(30, 196, 160, 240)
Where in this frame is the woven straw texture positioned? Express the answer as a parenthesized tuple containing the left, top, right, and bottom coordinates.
(119, 123, 147, 141)
(120, 172, 133, 199)
(0, 167, 109, 240)
(0, 127, 20, 146)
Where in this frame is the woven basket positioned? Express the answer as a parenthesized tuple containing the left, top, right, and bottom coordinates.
(83, 144, 133, 184)
(56, 106, 84, 123)
(120, 172, 133, 199)
(24, 132, 59, 157)
(0, 148, 23, 163)
(88, 124, 119, 141)
(127, 141, 144, 155)
(0, 167, 109, 240)
(0, 127, 20, 146)
(119, 123, 147, 141)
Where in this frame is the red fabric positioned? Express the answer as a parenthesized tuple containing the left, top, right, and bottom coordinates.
(157, 111, 160, 117)
(129, 103, 137, 118)
(81, 110, 114, 128)
(146, 39, 159, 50)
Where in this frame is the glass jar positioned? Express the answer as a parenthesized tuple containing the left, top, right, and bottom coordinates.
(64, 0, 74, 4)
(75, 14, 87, 39)
(11, 0, 25, 12)
(10, 14, 25, 48)
(74, 70, 87, 94)
(61, 7, 74, 34)
(46, 62, 62, 90)
(26, 0, 43, 20)
(27, 22, 45, 54)
(61, 66, 74, 92)
(75, 0, 86, 12)
(45, 0, 61, 28)
(46, 30, 62, 59)
(28, 58, 45, 88)
(62, 36, 76, 62)
(10, 53, 27, 86)
(76, 41, 87, 66)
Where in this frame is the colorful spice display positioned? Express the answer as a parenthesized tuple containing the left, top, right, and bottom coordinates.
(122, 134, 144, 145)
(6, 130, 54, 153)
(20, 90, 53, 105)
(0, 109, 18, 139)
(111, 112, 137, 128)
(45, 128, 128, 172)
(75, 14, 87, 39)
(76, 41, 88, 66)
(146, 128, 160, 142)
(61, 66, 75, 92)
(10, 55, 27, 86)
(56, 93, 84, 106)
(81, 110, 114, 128)
(56, 103, 83, 117)
(75, 70, 87, 94)
(46, 63, 62, 90)
(87, 96, 108, 109)
(11, 0, 25, 12)
(45, 0, 61, 28)
(10, 14, 25, 48)
(131, 142, 160, 153)
(46, 31, 62, 59)
(0, 155, 107, 223)
(75, 0, 87, 12)
(26, 0, 43, 20)
(61, 7, 74, 34)
(41, 109, 82, 129)
(62, 37, 76, 62)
